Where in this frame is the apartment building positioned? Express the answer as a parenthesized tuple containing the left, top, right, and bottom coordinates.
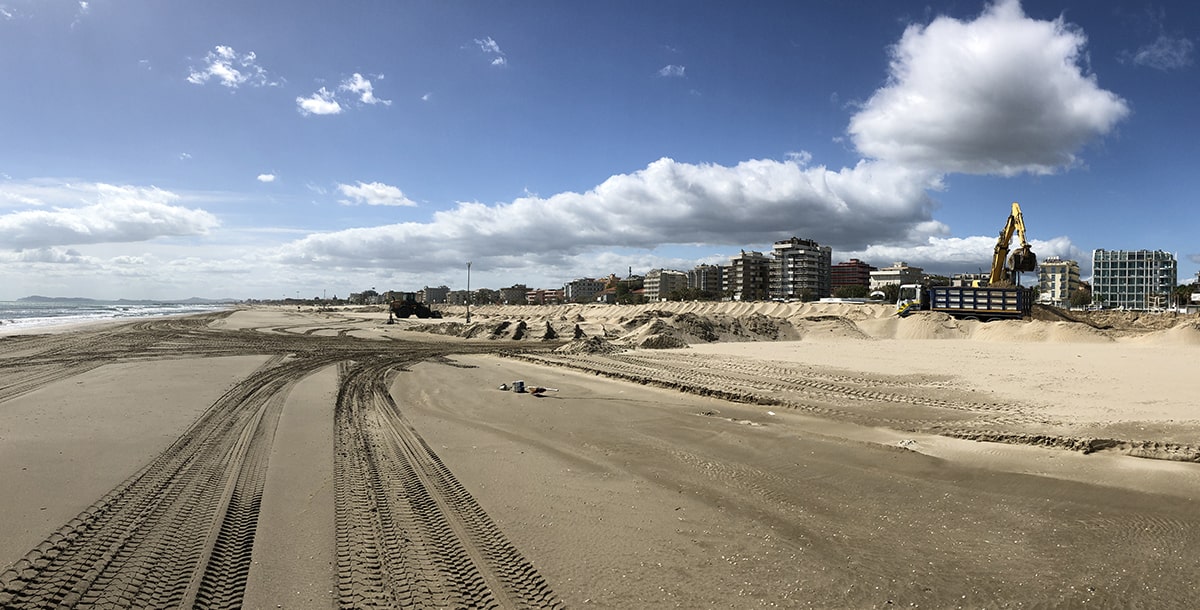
(831, 259, 876, 292)
(769, 237, 832, 300)
(499, 284, 530, 305)
(688, 264, 723, 296)
(1091, 249, 1176, 310)
(724, 250, 770, 301)
(869, 262, 925, 289)
(644, 268, 688, 301)
(421, 285, 450, 304)
(1036, 257, 1081, 307)
(564, 277, 606, 303)
(526, 288, 564, 305)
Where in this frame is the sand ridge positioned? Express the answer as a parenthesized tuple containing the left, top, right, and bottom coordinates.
(405, 301, 1200, 346)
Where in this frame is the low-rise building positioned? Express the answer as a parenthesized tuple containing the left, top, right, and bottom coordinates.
(831, 259, 876, 293)
(869, 262, 924, 289)
(526, 288, 564, 305)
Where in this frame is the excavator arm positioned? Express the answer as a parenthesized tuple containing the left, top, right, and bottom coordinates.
(989, 202, 1036, 286)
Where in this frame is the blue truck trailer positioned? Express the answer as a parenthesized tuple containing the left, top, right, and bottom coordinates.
(896, 284, 1033, 321)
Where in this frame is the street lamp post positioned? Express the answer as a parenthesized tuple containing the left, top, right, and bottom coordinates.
(466, 261, 472, 323)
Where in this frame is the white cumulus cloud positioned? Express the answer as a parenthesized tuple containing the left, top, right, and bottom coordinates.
(340, 73, 391, 106)
(848, 0, 1130, 176)
(296, 87, 343, 116)
(297, 73, 391, 116)
(187, 45, 276, 89)
(0, 183, 220, 250)
(257, 174, 276, 183)
(336, 181, 417, 207)
(278, 156, 943, 271)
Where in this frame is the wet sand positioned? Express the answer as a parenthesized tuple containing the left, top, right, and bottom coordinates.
(1, 306, 1198, 608)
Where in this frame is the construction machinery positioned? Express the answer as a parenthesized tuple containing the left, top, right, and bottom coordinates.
(896, 202, 1036, 321)
(988, 202, 1037, 287)
(895, 283, 1033, 321)
(389, 296, 441, 320)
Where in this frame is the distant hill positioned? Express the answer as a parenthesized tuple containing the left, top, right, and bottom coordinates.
(17, 296, 236, 304)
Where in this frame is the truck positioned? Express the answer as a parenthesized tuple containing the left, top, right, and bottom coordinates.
(896, 201, 1037, 321)
(896, 284, 1033, 321)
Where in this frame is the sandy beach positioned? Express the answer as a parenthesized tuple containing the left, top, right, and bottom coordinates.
(1, 303, 1198, 608)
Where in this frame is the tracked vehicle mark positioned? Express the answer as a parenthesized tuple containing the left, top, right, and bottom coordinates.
(335, 358, 564, 609)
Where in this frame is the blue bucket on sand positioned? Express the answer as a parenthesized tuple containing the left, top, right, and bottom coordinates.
(513, 380, 525, 393)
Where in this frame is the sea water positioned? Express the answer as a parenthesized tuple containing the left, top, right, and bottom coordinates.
(0, 300, 232, 332)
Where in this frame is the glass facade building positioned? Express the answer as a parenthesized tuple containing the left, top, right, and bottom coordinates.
(1091, 249, 1176, 310)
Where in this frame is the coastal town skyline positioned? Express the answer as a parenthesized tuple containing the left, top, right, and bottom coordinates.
(1, 0, 1198, 301)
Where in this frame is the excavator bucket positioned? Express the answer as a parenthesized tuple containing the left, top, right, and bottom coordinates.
(1009, 245, 1037, 272)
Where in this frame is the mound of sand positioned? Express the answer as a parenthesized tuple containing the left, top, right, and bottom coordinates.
(788, 315, 872, 341)
(555, 336, 623, 354)
(399, 301, 1198, 347)
(1129, 319, 1200, 346)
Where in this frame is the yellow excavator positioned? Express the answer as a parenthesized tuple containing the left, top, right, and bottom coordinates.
(988, 201, 1036, 287)
(897, 202, 1037, 320)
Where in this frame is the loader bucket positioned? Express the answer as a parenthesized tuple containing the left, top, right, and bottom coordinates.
(1009, 246, 1037, 272)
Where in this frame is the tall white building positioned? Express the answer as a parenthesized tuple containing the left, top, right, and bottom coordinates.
(1036, 257, 1080, 307)
(769, 237, 832, 300)
(1091, 249, 1176, 310)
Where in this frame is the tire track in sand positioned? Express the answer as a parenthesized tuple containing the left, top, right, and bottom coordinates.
(2, 317, 564, 608)
(0, 355, 319, 608)
(335, 358, 564, 609)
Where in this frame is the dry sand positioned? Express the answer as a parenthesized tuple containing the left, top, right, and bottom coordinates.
(1, 304, 1198, 608)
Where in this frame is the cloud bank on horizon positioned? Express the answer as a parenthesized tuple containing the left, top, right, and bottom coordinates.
(0, 0, 1178, 299)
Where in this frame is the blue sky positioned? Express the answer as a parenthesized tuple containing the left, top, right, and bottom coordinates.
(1, 0, 1196, 300)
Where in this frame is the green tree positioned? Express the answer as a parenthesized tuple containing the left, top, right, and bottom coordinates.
(1173, 283, 1196, 308)
(474, 288, 500, 305)
(881, 283, 901, 303)
(1068, 287, 1092, 309)
(615, 282, 645, 304)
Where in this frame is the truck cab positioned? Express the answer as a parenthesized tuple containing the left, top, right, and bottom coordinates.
(896, 284, 924, 316)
